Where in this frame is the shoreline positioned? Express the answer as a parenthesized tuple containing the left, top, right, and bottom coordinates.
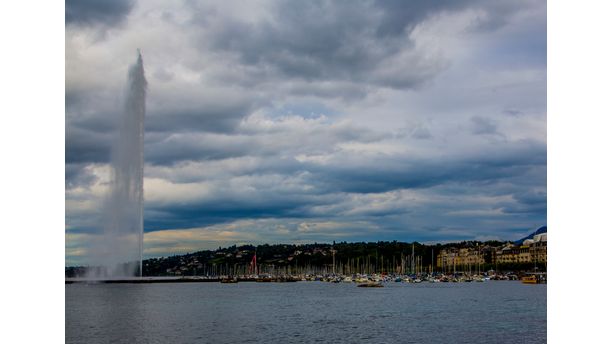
(66, 272, 546, 285)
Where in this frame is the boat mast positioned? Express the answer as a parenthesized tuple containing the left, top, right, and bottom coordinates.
(431, 248, 434, 275)
(332, 248, 336, 275)
(411, 244, 415, 275)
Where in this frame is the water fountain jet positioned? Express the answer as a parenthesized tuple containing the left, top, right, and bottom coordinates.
(88, 51, 146, 279)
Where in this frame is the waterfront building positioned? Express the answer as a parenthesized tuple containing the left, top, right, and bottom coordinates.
(437, 233, 547, 271)
(518, 245, 531, 263)
(530, 233, 547, 263)
(436, 247, 485, 271)
(493, 234, 547, 266)
(496, 244, 521, 264)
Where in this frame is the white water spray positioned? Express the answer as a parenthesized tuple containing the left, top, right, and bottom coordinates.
(89, 51, 146, 278)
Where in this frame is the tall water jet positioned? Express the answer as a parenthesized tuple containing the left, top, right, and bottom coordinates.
(90, 51, 146, 278)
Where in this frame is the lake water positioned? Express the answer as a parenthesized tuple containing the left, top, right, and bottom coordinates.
(66, 281, 546, 343)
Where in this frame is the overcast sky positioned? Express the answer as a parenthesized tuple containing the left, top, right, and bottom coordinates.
(65, 0, 546, 265)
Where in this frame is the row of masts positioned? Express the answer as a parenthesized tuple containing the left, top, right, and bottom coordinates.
(177, 245, 481, 277)
(183, 258, 479, 277)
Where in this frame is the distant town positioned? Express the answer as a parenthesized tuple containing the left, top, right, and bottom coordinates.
(66, 226, 547, 279)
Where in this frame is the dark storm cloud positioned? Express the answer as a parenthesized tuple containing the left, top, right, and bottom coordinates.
(65, 126, 112, 164)
(304, 140, 546, 194)
(139, 138, 546, 233)
(143, 116, 386, 166)
(204, 1, 382, 78)
(65, 84, 258, 173)
(470, 116, 499, 135)
(501, 189, 547, 215)
(143, 178, 346, 231)
(371, 0, 471, 36)
(145, 198, 307, 231)
(66, 0, 135, 26)
(65, 88, 118, 132)
(145, 102, 254, 134)
(513, 189, 547, 206)
(190, 0, 530, 91)
(145, 133, 251, 165)
(69, 114, 115, 133)
(65, 88, 120, 168)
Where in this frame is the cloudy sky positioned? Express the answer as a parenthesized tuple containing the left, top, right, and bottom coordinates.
(65, 0, 546, 265)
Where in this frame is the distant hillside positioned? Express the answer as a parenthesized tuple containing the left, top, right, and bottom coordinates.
(514, 226, 547, 245)
(66, 239, 508, 277)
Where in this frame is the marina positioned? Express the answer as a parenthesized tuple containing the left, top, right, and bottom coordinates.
(66, 270, 545, 285)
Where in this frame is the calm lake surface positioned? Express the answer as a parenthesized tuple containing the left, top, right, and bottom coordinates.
(66, 281, 546, 343)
